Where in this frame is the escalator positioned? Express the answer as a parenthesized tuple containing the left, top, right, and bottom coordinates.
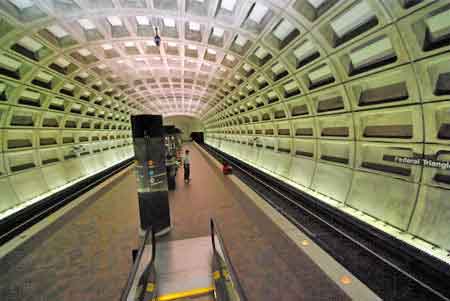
(120, 219, 247, 301)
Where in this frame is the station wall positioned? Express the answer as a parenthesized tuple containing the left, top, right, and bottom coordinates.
(0, 23, 135, 219)
(164, 115, 204, 141)
(204, 1, 450, 256)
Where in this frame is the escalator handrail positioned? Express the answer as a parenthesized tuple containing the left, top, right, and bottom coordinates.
(210, 218, 248, 301)
(120, 227, 155, 301)
(136, 228, 156, 301)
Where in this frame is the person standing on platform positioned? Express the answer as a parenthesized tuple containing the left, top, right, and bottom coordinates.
(183, 150, 191, 183)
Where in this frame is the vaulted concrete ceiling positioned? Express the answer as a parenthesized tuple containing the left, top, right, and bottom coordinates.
(0, 0, 344, 117)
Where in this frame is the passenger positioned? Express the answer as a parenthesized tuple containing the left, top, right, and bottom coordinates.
(183, 150, 191, 183)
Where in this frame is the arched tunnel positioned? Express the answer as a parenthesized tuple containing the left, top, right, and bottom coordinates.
(0, 0, 449, 300)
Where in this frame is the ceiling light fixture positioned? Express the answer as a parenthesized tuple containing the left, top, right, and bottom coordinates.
(220, 0, 237, 11)
(136, 15, 150, 26)
(189, 22, 201, 31)
(163, 18, 175, 27)
(107, 16, 122, 26)
(212, 27, 225, 37)
(47, 24, 69, 38)
(78, 18, 96, 30)
(248, 3, 269, 23)
(234, 35, 247, 47)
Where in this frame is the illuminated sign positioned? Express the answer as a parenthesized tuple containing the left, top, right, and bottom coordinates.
(393, 156, 450, 170)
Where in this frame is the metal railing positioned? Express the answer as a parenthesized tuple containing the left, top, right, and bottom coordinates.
(210, 218, 248, 301)
(120, 227, 157, 301)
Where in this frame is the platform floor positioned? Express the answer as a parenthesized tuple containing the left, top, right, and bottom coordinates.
(0, 143, 350, 300)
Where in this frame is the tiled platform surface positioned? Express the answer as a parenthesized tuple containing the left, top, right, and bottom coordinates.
(0, 143, 349, 300)
(0, 167, 141, 301)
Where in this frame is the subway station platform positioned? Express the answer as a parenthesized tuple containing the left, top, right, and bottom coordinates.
(0, 143, 377, 301)
(1, 1, 450, 300)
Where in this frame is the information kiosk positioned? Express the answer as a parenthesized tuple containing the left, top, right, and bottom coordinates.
(131, 114, 171, 236)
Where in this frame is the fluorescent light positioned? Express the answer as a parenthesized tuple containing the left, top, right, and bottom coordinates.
(248, 3, 269, 23)
(163, 18, 175, 27)
(207, 49, 217, 55)
(220, 0, 237, 11)
(78, 19, 96, 30)
(168, 42, 177, 47)
(102, 43, 113, 50)
(107, 16, 122, 26)
(136, 16, 150, 26)
(212, 27, 225, 37)
(187, 44, 197, 50)
(234, 35, 247, 46)
(77, 48, 91, 56)
(46, 25, 69, 38)
(189, 22, 201, 31)
(273, 19, 295, 41)
(124, 41, 135, 47)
